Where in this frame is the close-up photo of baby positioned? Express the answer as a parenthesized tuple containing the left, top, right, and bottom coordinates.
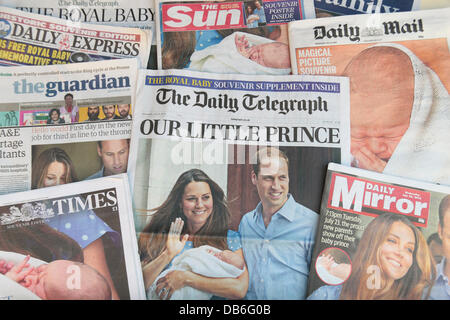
(148, 245, 245, 300)
(0, 254, 112, 300)
(188, 32, 291, 75)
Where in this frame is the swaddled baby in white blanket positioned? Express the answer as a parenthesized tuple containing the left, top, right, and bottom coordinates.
(147, 245, 245, 300)
(189, 32, 291, 75)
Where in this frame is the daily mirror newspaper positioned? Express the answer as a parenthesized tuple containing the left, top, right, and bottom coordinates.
(0, 6, 150, 67)
(155, 0, 315, 73)
(307, 162, 449, 300)
(127, 69, 349, 300)
(0, 0, 157, 69)
(0, 174, 146, 300)
(0, 58, 136, 195)
(288, 8, 450, 185)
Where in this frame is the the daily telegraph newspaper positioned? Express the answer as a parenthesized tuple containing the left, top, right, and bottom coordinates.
(307, 163, 448, 300)
(288, 8, 450, 185)
(0, 0, 157, 69)
(0, 6, 150, 67)
(127, 69, 349, 299)
(0, 174, 146, 300)
(155, 0, 315, 73)
(0, 58, 136, 195)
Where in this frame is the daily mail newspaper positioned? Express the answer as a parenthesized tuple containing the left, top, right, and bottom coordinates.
(0, 58, 136, 195)
(0, 174, 146, 300)
(127, 69, 349, 300)
(288, 8, 450, 185)
(0, 0, 157, 69)
(313, 0, 449, 17)
(155, 0, 315, 73)
(307, 163, 449, 300)
(0, 6, 150, 68)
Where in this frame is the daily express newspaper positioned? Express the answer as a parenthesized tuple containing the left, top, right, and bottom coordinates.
(155, 0, 315, 73)
(307, 163, 449, 300)
(0, 0, 157, 69)
(0, 58, 136, 195)
(288, 8, 450, 185)
(313, 0, 449, 17)
(127, 69, 349, 300)
(0, 6, 150, 67)
(0, 174, 146, 300)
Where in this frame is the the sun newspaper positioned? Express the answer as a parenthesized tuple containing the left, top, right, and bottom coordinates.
(0, 174, 146, 300)
(0, 58, 136, 195)
(307, 162, 448, 300)
(288, 8, 450, 185)
(0, 6, 150, 67)
(155, 0, 315, 74)
(127, 69, 349, 299)
(0, 0, 157, 69)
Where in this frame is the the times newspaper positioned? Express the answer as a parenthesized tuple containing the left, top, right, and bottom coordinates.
(0, 174, 146, 300)
(288, 8, 450, 185)
(0, 0, 157, 69)
(155, 0, 315, 73)
(0, 6, 150, 67)
(307, 163, 448, 300)
(0, 58, 136, 195)
(127, 69, 349, 299)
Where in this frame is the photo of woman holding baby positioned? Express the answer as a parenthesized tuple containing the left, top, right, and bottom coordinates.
(31, 147, 121, 299)
(308, 212, 436, 300)
(138, 168, 248, 300)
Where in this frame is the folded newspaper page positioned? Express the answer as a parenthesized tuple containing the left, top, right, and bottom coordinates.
(0, 174, 146, 300)
(307, 162, 449, 300)
(313, 0, 427, 17)
(155, 0, 315, 73)
(0, 58, 136, 195)
(0, 6, 150, 67)
(288, 8, 450, 185)
(127, 69, 349, 300)
(0, 0, 157, 69)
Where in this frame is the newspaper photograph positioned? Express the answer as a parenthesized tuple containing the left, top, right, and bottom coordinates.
(307, 162, 449, 300)
(155, 0, 315, 73)
(0, 174, 146, 300)
(288, 8, 450, 185)
(127, 68, 349, 300)
(0, 58, 136, 195)
(0, 0, 157, 69)
(0, 6, 150, 67)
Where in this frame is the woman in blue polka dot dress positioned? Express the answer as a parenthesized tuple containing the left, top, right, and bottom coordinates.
(139, 169, 248, 300)
(31, 147, 120, 299)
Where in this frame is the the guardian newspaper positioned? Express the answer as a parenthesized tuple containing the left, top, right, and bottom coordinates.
(0, 174, 146, 300)
(288, 8, 450, 185)
(0, 58, 136, 194)
(127, 68, 349, 300)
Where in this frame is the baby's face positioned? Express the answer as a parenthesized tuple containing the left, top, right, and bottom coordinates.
(207, 248, 243, 269)
(249, 42, 290, 69)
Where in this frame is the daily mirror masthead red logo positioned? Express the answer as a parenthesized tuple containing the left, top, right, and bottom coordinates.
(328, 173, 430, 227)
(162, 2, 246, 32)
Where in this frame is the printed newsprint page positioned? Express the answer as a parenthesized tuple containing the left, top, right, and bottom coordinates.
(127, 69, 349, 300)
(0, 58, 136, 195)
(288, 8, 450, 185)
(155, 0, 315, 73)
(314, 0, 450, 18)
(307, 163, 449, 300)
(0, 174, 146, 300)
(0, 6, 150, 67)
(0, 0, 157, 69)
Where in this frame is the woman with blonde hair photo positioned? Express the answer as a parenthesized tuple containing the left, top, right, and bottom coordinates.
(139, 168, 248, 300)
(308, 212, 436, 300)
